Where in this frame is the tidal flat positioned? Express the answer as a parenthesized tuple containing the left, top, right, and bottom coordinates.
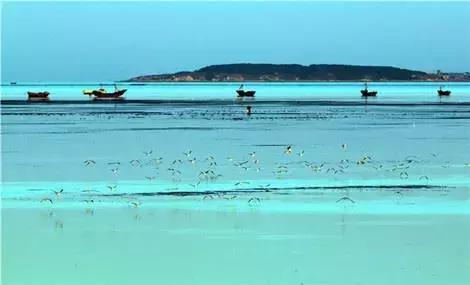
(2, 83, 470, 284)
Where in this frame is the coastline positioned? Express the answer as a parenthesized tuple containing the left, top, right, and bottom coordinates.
(3, 80, 470, 86)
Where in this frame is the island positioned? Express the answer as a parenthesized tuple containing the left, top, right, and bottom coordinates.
(127, 64, 470, 82)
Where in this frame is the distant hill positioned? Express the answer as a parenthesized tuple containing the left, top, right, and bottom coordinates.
(127, 63, 466, 82)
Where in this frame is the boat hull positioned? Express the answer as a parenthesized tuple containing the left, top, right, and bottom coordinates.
(361, 90, 377, 97)
(438, 90, 451, 96)
(27, 91, 50, 101)
(236, 90, 256, 97)
(86, 89, 127, 100)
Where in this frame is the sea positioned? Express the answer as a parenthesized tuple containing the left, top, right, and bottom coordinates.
(1, 82, 470, 285)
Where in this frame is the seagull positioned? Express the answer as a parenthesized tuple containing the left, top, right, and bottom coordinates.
(143, 150, 153, 156)
(130, 159, 142, 167)
(183, 150, 192, 157)
(400, 172, 409, 179)
(167, 168, 181, 175)
(40, 198, 53, 204)
(274, 169, 288, 175)
(107, 185, 117, 191)
(393, 191, 403, 197)
(358, 156, 372, 165)
(223, 195, 237, 200)
(297, 150, 305, 157)
(310, 163, 324, 172)
(326, 167, 336, 173)
(130, 201, 142, 208)
(110, 168, 119, 174)
(83, 160, 96, 166)
(189, 181, 201, 188)
(419, 175, 430, 181)
(51, 189, 64, 197)
(336, 197, 355, 203)
(248, 197, 261, 204)
(145, 176, 156, 181)
(341, 144, 347, 151)
(373, 165, 384, 170)
(152, 157, 164, 164)
(249, 152, 256, 158)
(235, 160, 249, 167)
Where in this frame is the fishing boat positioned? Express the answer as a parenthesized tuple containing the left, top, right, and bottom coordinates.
(83, 85, 127, 100)
(236, 84, 256, 97)
(437, 86, 451, 96)
(27, 91, 50, 101)
(360, 82, 377, 97)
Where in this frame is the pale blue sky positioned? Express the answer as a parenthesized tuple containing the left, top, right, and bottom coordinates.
(2, 1, 470, 81)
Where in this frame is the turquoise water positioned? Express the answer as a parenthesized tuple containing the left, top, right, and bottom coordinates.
(2, 81, 470, 101)
(2, 83, 470, 284)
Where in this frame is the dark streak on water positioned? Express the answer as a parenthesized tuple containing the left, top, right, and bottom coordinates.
(97, 185, 448, 198)
(2, 99, 470, 106)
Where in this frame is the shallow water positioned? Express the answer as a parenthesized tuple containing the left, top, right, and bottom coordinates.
(2, 81, 470, 102)
(2, 83, 470, 284)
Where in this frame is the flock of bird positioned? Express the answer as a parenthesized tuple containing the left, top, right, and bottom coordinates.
(37, 143, 465, 210)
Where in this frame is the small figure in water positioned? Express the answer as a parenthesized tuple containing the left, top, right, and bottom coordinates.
(285, 145, 292, 155)
(246, 106, 252, 116)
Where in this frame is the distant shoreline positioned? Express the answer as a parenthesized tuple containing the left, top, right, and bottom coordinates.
(126, 63, 470, 82)
(4, 80, 470, 86)
(122, 79, 470, 83)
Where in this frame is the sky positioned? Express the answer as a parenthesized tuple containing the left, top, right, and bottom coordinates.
(2, 1, 470, 81)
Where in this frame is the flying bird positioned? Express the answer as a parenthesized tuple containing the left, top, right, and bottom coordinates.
(336, 197, 355, 204)
(51, 189, 64, 197)
(40, 198, 53, 204)
(83, 160, 96, 166)
(107, 185, 117, 191)
(248, 197, 261, 204)
(130, 201, 142, 208)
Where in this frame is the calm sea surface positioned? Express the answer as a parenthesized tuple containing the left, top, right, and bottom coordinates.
(2, 82, 470, 285)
